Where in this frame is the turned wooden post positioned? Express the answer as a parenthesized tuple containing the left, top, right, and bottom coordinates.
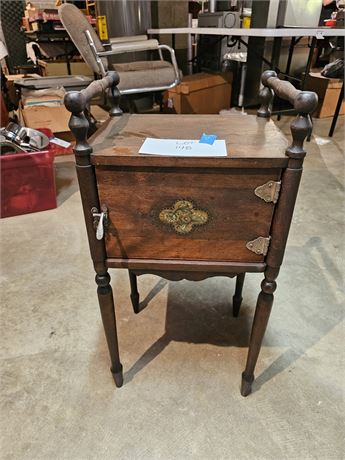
(107, 84, 123, 117)
(64, 71, 123, 387)
(241, 73, 318, 396)
(257, 70, 276, 118)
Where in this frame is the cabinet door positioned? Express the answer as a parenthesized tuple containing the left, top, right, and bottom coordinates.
(96, 166, 281, 262)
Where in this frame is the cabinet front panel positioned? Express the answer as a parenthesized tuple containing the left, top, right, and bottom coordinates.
(96, 167, 281, 262)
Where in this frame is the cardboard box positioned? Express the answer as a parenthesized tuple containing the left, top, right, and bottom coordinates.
(164, 72, 232, 114)
(21, 87, 66, 108)
(37, 59, 94, 77)
(20, 105, 72, 141)
(18, 87, 72, 140)
(6, 74, 41, 108)
(305, 71, 344, 118)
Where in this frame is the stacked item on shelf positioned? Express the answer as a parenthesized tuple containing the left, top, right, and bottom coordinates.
(22, 5, 96, 33)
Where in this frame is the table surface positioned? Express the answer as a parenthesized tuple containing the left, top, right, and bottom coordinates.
(90, 113, 289, 168)
(148, 27, 345, 38)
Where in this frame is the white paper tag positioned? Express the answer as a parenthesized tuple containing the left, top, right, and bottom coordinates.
(50, 137, 71, 148)
(139, 138, 227, 157)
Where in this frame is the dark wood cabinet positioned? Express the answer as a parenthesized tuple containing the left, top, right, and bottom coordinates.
(65, 71, 317, 396)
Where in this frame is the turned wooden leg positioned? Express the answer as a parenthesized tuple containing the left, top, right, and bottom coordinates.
(241, 268, 278, 396)
(233, 273, 245, 317)
(128, 271, 140, 314)
(108, 85, 123, 117)
(96, 272, 123, 387)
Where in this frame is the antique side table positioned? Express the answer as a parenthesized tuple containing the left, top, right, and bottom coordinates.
(64, 71, 317, 396)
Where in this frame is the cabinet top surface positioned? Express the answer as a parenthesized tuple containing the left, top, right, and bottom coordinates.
(90, 114, 289, 168)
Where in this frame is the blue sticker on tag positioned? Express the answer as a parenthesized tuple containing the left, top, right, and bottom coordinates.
(199, 133, 218, 145)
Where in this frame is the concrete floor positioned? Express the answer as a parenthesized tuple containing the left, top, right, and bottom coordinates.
(1, 116, 344, 460)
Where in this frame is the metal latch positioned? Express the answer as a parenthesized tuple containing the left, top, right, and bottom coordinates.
(254, 180, 281, 204)
(246, 236, 271, 256)
(91, 205, 108, 240)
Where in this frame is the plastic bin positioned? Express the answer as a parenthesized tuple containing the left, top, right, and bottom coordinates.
(1, 149, 56, 218)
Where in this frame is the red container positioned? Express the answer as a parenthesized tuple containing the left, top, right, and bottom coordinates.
(1, 149, 56, 218)
(324, 19, 336, 27)
(38, 128, 73, 156)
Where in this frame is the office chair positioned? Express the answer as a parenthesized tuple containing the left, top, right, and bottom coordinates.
(58, 3, 180, 99)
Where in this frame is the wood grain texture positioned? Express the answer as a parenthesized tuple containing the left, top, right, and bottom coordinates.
(96, 166, 281, 262)
(90, 114, 289, 168)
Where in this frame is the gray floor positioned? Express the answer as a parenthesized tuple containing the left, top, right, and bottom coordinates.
(1, 116, 344, 460)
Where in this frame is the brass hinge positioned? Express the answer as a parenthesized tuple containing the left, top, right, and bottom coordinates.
(246, 236, 271, 256)
(254, 180, 281, 204)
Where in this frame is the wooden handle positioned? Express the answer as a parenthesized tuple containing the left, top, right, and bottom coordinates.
(82, 72, 119, 104)
(257, 70, 319, 159)
(64, 71, 119, 114)
(64, 70, 121, 164)
(265, 75, 299, 106)
(261, 70, 318, 114)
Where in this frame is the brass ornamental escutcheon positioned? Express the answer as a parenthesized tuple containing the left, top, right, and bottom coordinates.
(159, 200, 208, 234)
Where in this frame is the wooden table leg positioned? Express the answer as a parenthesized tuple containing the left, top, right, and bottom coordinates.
(96, 271, 123, 387)
(64, 74, 125, 389)
(241, 267, 277, 396)
(129, 271, 140, 314)
(233, 273, 245, 317)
